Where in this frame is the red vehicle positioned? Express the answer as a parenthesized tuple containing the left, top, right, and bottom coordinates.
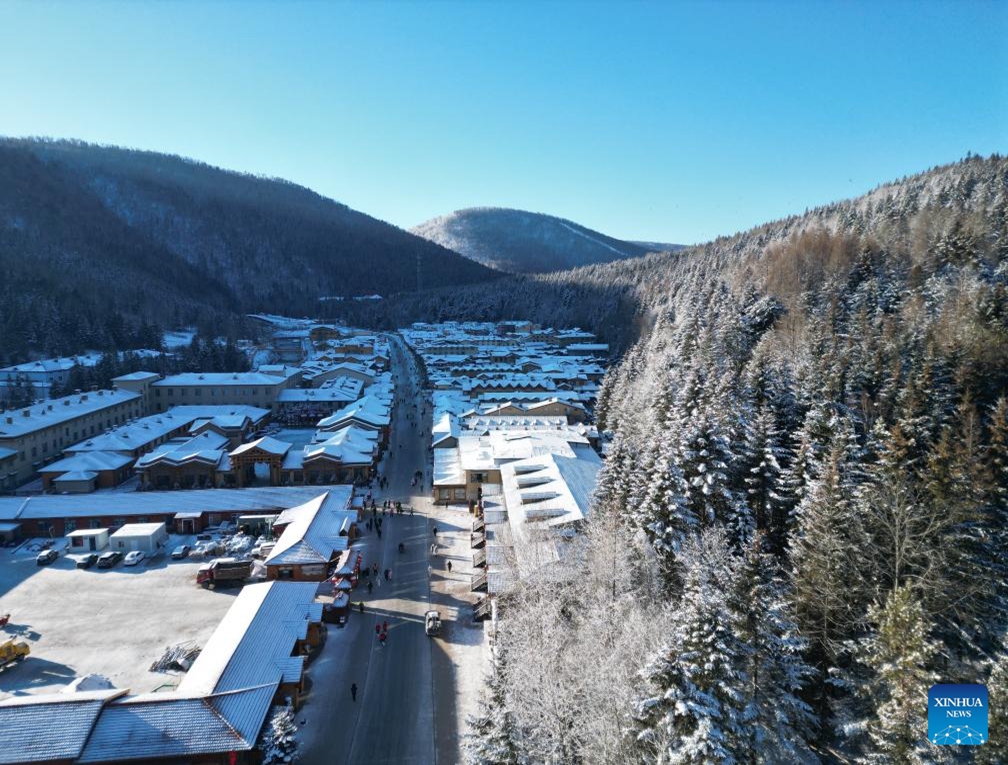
(0, 613, 10, 628)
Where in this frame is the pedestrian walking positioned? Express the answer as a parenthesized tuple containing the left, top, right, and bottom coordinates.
(382, 620, 388, 633)
(375, 624, 381, 636)
(372, 563, 378, 575)
(377, 528, 382, 539)
(367, 581, 373, 594)
(447, 560, 453, 573)
(351, 683, 357, 701)
(379, 631, 387, 646)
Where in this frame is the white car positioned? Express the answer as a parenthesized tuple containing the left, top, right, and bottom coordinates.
(123, 550, 145, 567)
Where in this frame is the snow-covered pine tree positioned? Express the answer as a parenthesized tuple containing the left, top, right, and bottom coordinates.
(630, 528, 748, 763)
(730, 534, 818, 763)
(790, 422, 870, 738)
(465, 651, 521, 765)
(859, 584, 939, 764)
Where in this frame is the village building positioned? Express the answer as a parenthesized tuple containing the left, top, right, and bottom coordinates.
(38, 451, 134, 493)
(0, 485, 350, 538)
(264, 489, 355, 581)
(109, 521, 169, 553)
(281, 425, 378, 486)
(0, 581, 328, 764)
(134, 431, 233, 490)
(0, 389, 143, 487)
(149, 368, 300, 412)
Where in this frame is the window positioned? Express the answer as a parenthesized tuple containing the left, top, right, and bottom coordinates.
(31, 447, 36, 458)
(454, 488, 466, 499)
(38, 521, 46, 532)
(65, 519, 77, 533)
(278, 567, 294, 580)
(195, 389, 202, 397)
(89, 519, 101, 529)
(168, 389, 174, 397)
(114, 517, 126, 528)
(439, 489, 451, 500)
(155, 389, 161, 397)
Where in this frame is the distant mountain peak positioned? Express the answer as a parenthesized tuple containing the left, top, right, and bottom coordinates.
(411, 207, 679, 274)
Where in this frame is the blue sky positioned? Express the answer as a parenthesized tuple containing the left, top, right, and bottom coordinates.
(2, 0, 1005, 244)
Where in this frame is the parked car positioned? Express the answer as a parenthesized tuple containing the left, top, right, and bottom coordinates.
(75, 553, 99, 569)
(171, 544, 191, 560)
(123, 550, 146, 567)
(36, 549, 58, 566)
(97, 551, 122, 568)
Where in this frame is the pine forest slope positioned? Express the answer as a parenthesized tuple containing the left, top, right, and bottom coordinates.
(0, 138, 500, 363)
(410, 206, 677, 274)
(451, 154, 1008, 764)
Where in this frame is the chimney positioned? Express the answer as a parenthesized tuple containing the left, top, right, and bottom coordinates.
(80, 394, 88, 402)
(47, 404, 53, 411)
(63, 400, 70, 406)
(21, 409, 30, 418)
(5, 416, 12, 425)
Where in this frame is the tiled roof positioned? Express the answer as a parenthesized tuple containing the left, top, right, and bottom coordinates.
(76, 685, 276, 762)
(265, 489, 354, 566)
(0, 690, 126, 764)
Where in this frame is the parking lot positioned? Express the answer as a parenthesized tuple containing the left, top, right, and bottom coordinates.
(0, 536, 239, 699)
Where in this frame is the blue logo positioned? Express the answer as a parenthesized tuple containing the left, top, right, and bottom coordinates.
(928, 684, 987, 746)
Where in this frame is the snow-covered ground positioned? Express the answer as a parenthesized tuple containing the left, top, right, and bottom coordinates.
(162, 329, 196, 349)
(0, 537, 237, 698)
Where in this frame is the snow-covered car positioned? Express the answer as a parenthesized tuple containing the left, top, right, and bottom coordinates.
(123, 550, 145, 566)
(36, 548, 58, 565)
(171, 544, 191, 560)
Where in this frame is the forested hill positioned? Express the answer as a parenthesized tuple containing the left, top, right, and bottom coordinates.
(0, 138, 499, 363)
(462, 155, 1008, 764)
(410, 207, 673, 273)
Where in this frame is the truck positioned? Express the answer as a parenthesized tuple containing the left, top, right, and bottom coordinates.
(1, 638, 30, 670)
(195, 557, 253, 590)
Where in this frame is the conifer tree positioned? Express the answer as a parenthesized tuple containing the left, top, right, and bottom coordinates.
(730, 535, 817, 763)
(860, 585, 939, 763)
(631, 529, 748, 762)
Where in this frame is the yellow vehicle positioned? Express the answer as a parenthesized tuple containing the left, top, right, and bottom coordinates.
(0, 638, 30, 669)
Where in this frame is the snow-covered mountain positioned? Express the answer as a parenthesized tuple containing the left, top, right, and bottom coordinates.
(411, 207, 680, 274)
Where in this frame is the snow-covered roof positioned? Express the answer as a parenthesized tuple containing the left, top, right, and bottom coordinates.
(154, 370, 295, 387)
(497, 451, 601, 578)
(0, 486, 343, 522)
(134, 431, 232, 470)
(76, 684, 276, 762)
(0, 390, 141, 439)
(110, 522, 166, 539)
(265, 490, 354, 566)
(178, 581, 320, 696)
(433, 448, 465, 486)
(231, 435, 292, 457)
(38, 451, 133, 474)
(0, 690, 127, 765)
(52, 470, 98, 483)
(316, 394, 390, 430)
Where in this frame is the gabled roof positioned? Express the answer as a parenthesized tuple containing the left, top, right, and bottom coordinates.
(76, 684, 277, 762)
(265, 489, 354, 566)
(38, 451, 133, 474)
(231, 435, 292, 458)
(0, 689, 127, 764)
(179, 581, 321, 696)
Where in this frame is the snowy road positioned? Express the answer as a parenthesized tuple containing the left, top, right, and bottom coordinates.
(299, 335, 469, 764)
